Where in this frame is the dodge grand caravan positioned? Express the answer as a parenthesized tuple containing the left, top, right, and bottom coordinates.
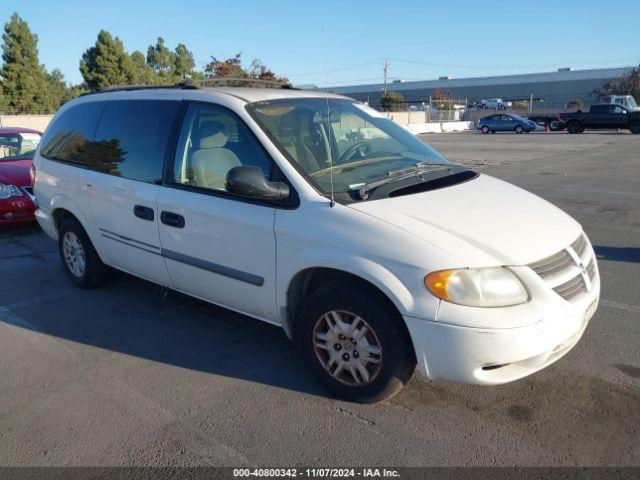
(34, 85, 600, 403)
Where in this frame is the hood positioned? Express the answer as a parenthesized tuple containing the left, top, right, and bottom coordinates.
(0, 161, 32, 187)
(349, 174, 581, 266)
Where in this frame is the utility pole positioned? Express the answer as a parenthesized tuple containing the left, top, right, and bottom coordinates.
(383, 59, 388, 95)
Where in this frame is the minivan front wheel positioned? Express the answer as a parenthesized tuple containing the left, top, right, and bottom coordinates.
(480, 125, 490, 134)
(296, 280, 416, 403)
(58, 218, 110, 288)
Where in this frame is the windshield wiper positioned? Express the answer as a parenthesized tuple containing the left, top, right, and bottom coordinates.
(355, 163, 450, 200)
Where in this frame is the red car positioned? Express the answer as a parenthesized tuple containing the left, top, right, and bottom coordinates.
(0, 127, 42, 224)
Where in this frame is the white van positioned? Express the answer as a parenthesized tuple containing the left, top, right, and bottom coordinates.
(34, 86, 600, 402)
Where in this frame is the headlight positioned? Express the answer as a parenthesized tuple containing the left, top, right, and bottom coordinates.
(425, 267, 528, 307)
(0, 183, 24, 200)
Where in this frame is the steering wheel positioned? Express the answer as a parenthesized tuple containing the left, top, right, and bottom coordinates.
(338, 142, 371, 163)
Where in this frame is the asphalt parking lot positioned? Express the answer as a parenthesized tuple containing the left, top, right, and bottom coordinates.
(1, 131, 639, 467)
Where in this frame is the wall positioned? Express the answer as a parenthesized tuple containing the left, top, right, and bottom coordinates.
(0, 115, 53, 132)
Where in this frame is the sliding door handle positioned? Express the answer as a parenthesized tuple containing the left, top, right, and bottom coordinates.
(133, 205, 155, 221)
(160, 211, 185, 229)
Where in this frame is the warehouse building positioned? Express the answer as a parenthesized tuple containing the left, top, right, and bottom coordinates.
(315, 66, 634, 109)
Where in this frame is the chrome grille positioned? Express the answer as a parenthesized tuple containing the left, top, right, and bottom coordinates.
(528, 233, 597, 302)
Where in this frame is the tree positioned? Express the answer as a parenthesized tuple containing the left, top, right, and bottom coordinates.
(80, 30, 137, 90)
(1, 13, 52, 112)
(203, 53, 287, 87)
(566, 98, 583, 110)
(380, 91, 406, 111)
(433, 88, 453, 110)
(147, 37, 175, 84)
(591, 65, 640, 102)
(46, 68, 69, 108)
(130, 50, 156, 85)
(173, 43, 195, 80)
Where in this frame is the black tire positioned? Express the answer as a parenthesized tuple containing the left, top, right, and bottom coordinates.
(480, 125, 490, 134)
(58, 217, 110, 288)
(515, 125, 524, 134)
(295, 280, 416, 403)
(567, 121, 583, 134)
(629, 121, 640, 134)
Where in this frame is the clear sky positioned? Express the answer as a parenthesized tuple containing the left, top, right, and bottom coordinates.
(4, 0, 640, 87)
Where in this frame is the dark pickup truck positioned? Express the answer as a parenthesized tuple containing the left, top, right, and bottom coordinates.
(529, 104, 640, 134)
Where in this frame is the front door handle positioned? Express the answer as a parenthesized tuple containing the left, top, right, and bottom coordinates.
(160, 211, 185, 229)
(134, 205, 154, 221)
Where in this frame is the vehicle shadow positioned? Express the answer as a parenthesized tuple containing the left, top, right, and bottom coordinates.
(0, 223, 41, 238)
(593, 245, 640, 263)
(4, 268, 329, 399)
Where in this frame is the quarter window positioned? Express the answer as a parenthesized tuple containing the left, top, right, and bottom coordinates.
(39, 101, 105, 164)
(172, 103, 273, 192)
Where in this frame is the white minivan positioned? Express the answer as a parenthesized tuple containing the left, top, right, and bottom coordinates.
(34, 85, 600, 403)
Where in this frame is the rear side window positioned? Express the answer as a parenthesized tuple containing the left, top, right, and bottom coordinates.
(93, 100, 180, 183)
(39, 101, 105, 163)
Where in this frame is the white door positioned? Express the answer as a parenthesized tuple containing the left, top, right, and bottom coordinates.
(86, 99, 181, 286)
(157, 102, 279, 322)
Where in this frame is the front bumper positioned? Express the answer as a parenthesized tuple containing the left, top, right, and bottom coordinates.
(0, 195, 36, 224)
(404, 283, 599, 384)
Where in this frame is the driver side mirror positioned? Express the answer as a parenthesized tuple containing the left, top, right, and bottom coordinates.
(226, 165, 290, 203)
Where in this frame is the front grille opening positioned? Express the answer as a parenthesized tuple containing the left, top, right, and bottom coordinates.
(553, 274, 586, 300)
(528, 233, 596, 302)
(529, 250, 573, 279)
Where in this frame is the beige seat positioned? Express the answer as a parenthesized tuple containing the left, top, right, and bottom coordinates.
(277, 115, 322, 173)
(191, 121, 241, 190)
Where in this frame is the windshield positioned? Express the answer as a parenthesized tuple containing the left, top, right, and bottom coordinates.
(246, 98, 448, 195)
(0, 132, 41, 161)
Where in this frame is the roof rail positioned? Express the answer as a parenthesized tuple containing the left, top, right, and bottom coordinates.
(81, 83, 199, 96)
(192, 77, 298, 89)
(80, 78, 298, 97)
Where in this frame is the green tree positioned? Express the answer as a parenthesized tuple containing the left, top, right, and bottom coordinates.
(45, 68, 69, 108)
(130, 50, 156, 84)
(80, 30, 136, 90)
(173, 43, 195, 80)
(147, 37, 175, 84)
(591, 65, 640, 102)
(380, 91, 406, 111)
(0, 13, 52, 112)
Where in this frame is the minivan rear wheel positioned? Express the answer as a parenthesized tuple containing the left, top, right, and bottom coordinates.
(295, 280, 416, 403)
(58, 217, 110, 288)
